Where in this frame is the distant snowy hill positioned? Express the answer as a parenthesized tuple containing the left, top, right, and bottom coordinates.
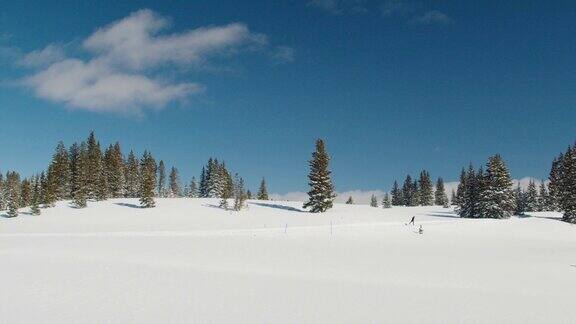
(0, 198, 574, 324)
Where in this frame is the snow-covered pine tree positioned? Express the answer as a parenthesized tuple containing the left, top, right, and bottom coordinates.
(434, 177, 448, 206)
(450, 189, 457, 206)
(20, 178, 32, 207)
(455, 167, 467, 206)
(157, 160, 166, 198)
(514, 185, 526, 216)
(370, 194, 378, 207)
(548, 154, 563, 211)
(169, 167, 182, 197)
(206, 158, 220, 198)
(391, 180, 403, 206)
(124, 150, 140, 198)
(233, 173, 246, 211)
(44, 165, 58, 207)
(246, 190, 253, 200)
(402, 175, 414, 206)
(458, 164, 479, 218)
(346, 196, 354, 204)
(537, 181, 549, 211)
(525, 180, 538, 212)
(199, 167, 207, 198)
(418, 170, 434, 206)
(30, 175, 41, 215)
(0, 173, 4, 211)
(139, 151, 157, 208)
(50, 141, 71, 200)
(382, 193, 392, 208)
(6, 171, 20, 217)
(188, 177, 198, 198)
(478, 155, 515, 219)
(557, 144, 576, 223)
(303, 139, 335, 213)
(104, 142, 125, 198)
(257, 178, 269, 200)
(218, 167, 232, 209)
(221, 163, 234, 199)
(72, 143, 88, 208)
(411, 179, 420, 206)
(86, 132, 104, 199)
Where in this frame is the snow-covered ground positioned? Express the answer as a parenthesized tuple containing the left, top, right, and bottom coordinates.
(1, 198, 575, 323)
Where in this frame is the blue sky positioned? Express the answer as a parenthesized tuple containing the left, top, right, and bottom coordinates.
(1, 1, 575, 197)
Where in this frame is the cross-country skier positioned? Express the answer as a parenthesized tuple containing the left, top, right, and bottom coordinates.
(418, 225, 423, 235)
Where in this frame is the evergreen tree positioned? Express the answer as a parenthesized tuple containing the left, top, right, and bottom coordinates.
(124, 150, 140, 198)
(188, 177, 198, 198)
(455, 167, 467, 206)
(86, 132, 104, 199)
(346, 196, 354, 204)
(458, 164, 480, 218)
(548, 154, 563, 211)
(104, 143, 125, 198)
(370, 194, 378, 207)
(514, 185, 527, 216)
(199, 167, 207, 198)
(157, 160, 166, 198)
(478, 155, 515, 219)
(44, 165, 58, 207)
(233, 173, 247, 211)
(30, 175, 41, 215)
(450, 189, 457, 206)
(139, 151, 157, 208)
(0, 173, 5, 211)
(169, 167, 182, 197)
(537, 181, 550, 211)
(525, 180, 538, 212)
(246, 190, 253, 200)
(382, 193, 392, 208)
(303, 139, 335, 213)
(391, 180, 403, 206)
(555, 144, 576, 223)
(418, 170, 434, 206)
(434, 177, 448, 206)
(6, 171, 20, 217)
(49, 141, 71, 200)
(20, 178, 32, 207)
(257, 178, 269, 200)
(402, 175, 414, 206)
(72, 143, 88, 208)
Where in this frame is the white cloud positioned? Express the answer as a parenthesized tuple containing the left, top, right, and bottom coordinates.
(17, 9, 278, 115)
(307, 0, 367, 15)
(380, 0, 414, 17)
(22, 59, 203, 114)
(410, 10, 453, 25)
(83, 9, 267, 71)
(271, 46, 295, 64)
(18, 44, 65, 67)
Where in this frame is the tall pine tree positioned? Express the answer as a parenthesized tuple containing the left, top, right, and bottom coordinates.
(303, 139, 335, 213)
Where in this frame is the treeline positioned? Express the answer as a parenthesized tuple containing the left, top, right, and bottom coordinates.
(0, 132, 271, 217)
(388, 171, 449, 207)
(548, 143, 576, 223)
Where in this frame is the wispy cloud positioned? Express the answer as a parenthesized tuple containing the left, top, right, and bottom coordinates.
(410, 10, 453, 25)
(18, 44, 65, 67)
(380, 0, 414, 17)
(307, 0, 367, 15)
(11, 9, 286, 115)
(271, 46, 295, 64)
